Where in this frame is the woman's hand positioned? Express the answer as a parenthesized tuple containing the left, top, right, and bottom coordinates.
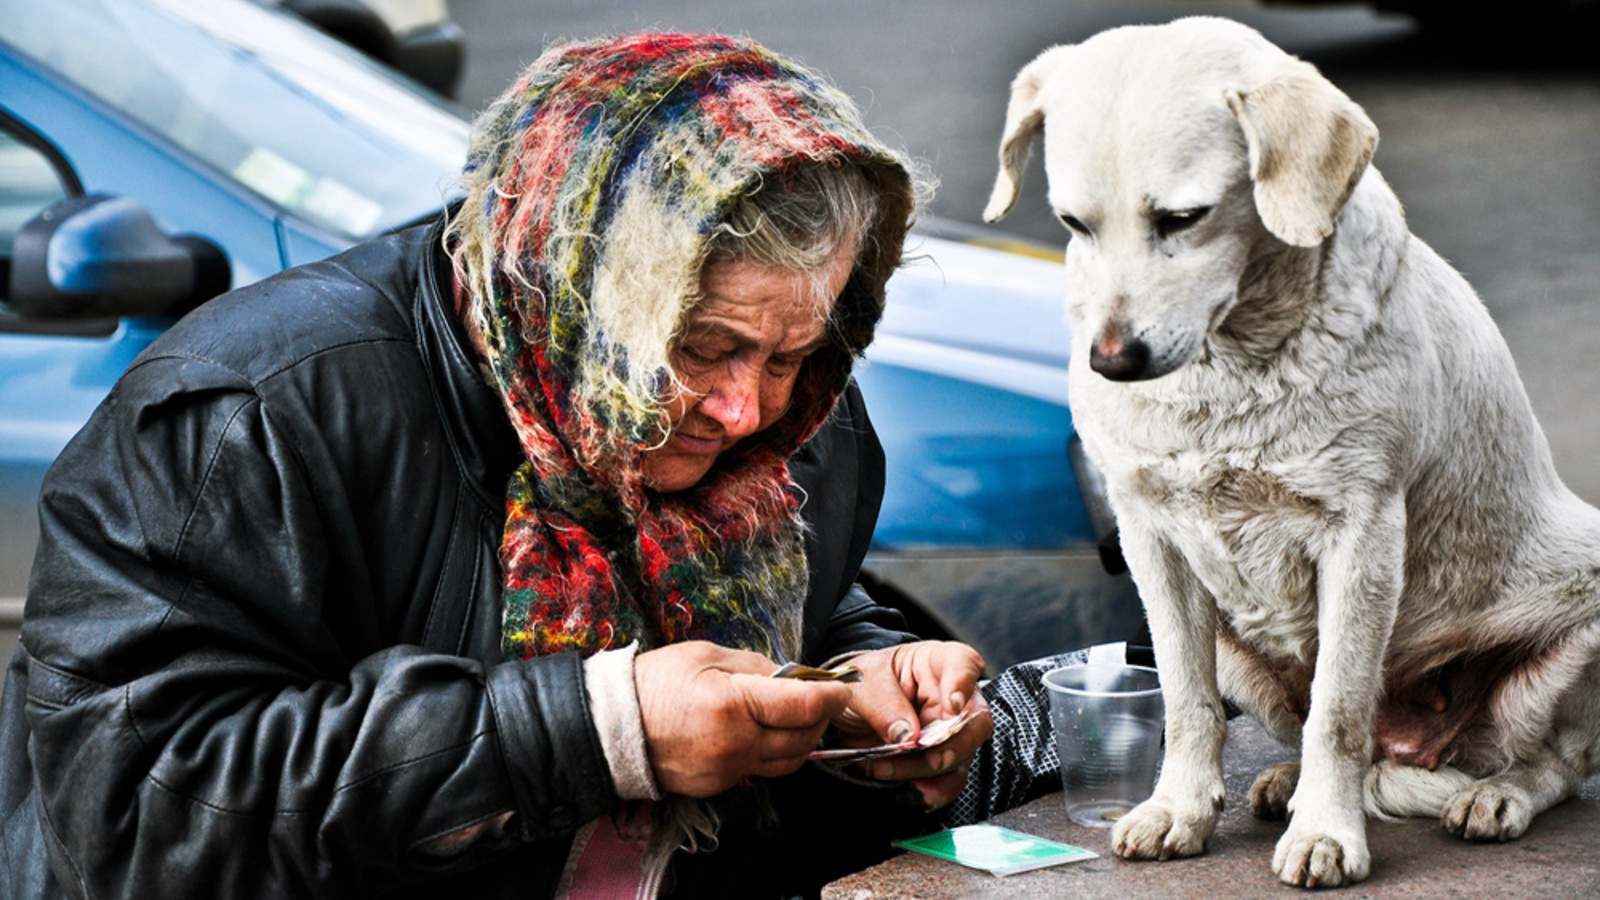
(829, 641, 993, 809)
(634, 641, 851, 797)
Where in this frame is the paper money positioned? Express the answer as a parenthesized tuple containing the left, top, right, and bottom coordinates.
(808, 705, 981, 763)
(770, 661, 863, 683)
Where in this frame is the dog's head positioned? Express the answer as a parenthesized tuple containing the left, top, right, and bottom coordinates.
(985, 17, 1377, 382)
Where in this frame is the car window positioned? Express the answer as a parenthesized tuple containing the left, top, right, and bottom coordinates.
(0, 123, 72, 316)
(0, 128, 69, 264)
(0, 0, 467, 241)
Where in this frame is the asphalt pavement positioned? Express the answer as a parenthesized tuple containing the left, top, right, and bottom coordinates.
(450, 0, 1600, 503)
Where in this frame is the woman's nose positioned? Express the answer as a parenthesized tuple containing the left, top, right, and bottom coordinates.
(697, 366, 764, 440)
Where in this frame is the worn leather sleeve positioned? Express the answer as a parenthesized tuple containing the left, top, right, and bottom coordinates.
(21, 353, 612, 899)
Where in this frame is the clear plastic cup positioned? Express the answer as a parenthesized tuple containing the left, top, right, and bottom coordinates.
(1044, 663, 1164, 828)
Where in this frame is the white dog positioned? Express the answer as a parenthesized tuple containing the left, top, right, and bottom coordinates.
(985, 16, 1600, 889)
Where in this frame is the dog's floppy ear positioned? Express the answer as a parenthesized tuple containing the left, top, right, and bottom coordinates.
(984, 46, 1071, 223)
(1226, 60, 1378, 247)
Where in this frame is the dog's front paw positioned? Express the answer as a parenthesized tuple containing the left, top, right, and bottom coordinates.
(1249, 761, 1299, 820)
(1111, 795, 1219, 861)
(1272, 818, 1370, 889)
(1442, 780, 1534, 842)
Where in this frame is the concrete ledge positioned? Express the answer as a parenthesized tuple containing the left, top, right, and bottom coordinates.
(825, 717, 1600, 899)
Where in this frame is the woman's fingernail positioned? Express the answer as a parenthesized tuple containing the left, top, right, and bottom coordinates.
(949, 692, 965, 713)
(873, 760, 896, 780)
(888, 721, 914, 744)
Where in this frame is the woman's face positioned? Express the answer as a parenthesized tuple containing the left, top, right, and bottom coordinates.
(642, 249, 853, 493)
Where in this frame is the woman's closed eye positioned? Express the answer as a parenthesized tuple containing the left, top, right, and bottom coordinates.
(675, 342, 731, 371)
(765, 352, 809, 377)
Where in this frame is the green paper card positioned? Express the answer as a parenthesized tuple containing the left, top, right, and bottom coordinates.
(893, 824, 1098, 876)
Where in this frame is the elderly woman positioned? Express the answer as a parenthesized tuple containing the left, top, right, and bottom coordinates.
(0, 33, 991, 900)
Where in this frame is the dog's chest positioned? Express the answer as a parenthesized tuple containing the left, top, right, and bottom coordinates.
(1121, 453, 1333, 658)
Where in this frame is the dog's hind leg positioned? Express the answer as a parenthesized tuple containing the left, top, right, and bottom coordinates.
(1216, 635, 1311, 821)
(1216, 630, 1307, 745)
(1442, 625, 1600, 841)
(1249, 761, 1300, 820)
(1439, 750, 1579, 841)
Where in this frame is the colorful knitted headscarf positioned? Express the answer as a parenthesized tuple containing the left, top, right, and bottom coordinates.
(447, 34, 914, 671)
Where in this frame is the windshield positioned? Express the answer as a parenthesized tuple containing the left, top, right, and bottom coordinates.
(0, 0, 469, 239)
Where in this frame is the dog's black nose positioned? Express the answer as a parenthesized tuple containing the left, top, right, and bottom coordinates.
(1090, 335, 1151, 381)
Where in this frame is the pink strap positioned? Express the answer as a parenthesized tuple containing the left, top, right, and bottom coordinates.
(558, 803, 666, 900)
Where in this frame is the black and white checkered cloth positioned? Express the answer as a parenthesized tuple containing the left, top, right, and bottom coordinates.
(942, 648, 1092, 826)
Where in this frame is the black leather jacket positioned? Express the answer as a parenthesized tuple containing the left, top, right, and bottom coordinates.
(0, 222, 914, 899)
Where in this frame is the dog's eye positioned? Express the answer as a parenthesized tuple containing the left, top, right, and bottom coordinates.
(1056, 212, 1089, 236)
(1154, 207, 1210, 239)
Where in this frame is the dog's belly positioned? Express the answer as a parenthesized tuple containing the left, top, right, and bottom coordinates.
(1374, 652, 1529, 770)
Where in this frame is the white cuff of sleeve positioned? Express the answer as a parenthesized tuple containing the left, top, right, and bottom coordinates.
(583, 643, 662, 801)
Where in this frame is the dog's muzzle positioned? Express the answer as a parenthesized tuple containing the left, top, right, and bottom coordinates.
(1090, 332, 1153, 381)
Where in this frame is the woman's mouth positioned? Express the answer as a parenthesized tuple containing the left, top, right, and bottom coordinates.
(670, 431, 724, 454)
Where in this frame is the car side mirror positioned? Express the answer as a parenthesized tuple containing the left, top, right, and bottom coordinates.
(7, 194, 230, 320)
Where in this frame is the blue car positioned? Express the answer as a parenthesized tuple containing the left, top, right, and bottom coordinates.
(0, 0, 1137, 672)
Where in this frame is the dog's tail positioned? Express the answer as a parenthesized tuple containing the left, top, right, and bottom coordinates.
(1363, 760, 1474, 819)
